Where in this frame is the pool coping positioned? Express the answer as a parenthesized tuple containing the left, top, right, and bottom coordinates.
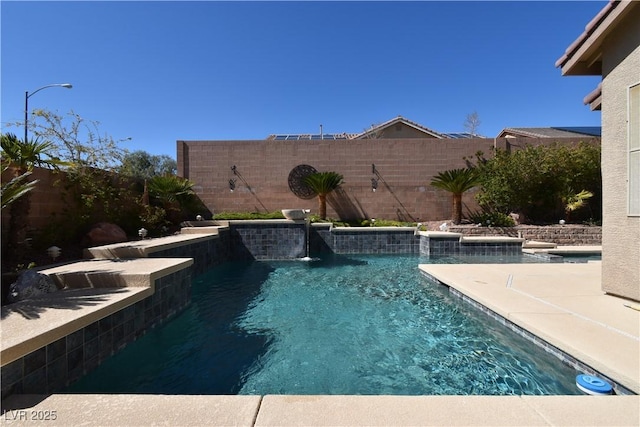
(2, 236, 637, 426)
(2, 394, 638, 426)
(418, 262, 639, 395)
(0, 258, 193, 367)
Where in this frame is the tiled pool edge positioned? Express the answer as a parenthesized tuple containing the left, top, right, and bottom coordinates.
(0, 225, 571, 402)
(221, 223, 525, 258)
(419, 270, 635, 396)
(1, 267, 192, 399)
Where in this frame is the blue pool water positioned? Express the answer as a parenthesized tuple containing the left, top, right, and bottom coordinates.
(67, 254, 579, 395)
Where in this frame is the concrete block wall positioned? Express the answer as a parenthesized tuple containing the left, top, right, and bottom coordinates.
(1, 168, 78, 236)
(177, 137, 599, 222)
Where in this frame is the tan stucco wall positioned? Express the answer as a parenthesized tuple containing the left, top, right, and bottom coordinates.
(600, 5, 640, 301)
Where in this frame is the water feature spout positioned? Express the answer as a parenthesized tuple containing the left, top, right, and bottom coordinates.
(281, 209, 309, 220)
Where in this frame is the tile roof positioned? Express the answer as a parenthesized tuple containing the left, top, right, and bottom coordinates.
(554, 0, 638, 75)
(265, 116, 488, 140)
(554, 1, 637, 111)
(497, 127, 601, 139)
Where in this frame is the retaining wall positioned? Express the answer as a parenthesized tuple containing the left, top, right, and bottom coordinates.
(448, 225, 602, 245)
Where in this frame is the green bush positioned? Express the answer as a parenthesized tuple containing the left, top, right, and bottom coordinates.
(468, 210, 516, 227)
(470, 143, 601, 224)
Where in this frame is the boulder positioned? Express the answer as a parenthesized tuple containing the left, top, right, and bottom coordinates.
(83, 222, 127, 247)
(7, 269, 58, 304)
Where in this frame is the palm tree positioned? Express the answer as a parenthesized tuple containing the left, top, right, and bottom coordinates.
(430, 168, 478, 225)
(562, 189, 594, 222)
(1, 172, 38, 210)
(303, 171, 344, 220)
(1, 133, 69, 262)
(147, 175, 197, 224)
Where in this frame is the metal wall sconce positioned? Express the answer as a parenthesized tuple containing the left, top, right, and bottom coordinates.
(371, 163, 378, 192)
(229, 165, 238, 192)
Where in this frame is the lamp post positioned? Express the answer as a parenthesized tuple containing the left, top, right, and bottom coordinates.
(24, 83, 72, 143)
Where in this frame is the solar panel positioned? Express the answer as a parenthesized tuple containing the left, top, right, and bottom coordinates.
(553, 126, 601, 137)
(270, 133, 350, 140)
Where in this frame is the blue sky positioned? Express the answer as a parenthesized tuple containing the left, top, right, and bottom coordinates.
(2, 1, 604, 158)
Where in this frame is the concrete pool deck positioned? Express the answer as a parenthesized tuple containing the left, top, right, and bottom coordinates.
(2, 261, 639, 426)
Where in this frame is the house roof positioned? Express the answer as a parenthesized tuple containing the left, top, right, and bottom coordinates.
(555, 1, 638, 110)
(555, 0, 636, 75)
(583, 82, 603, 111)
(266, 116, 484, 141)
(497, 127, 602, 139)
(351, 116, 448, 139)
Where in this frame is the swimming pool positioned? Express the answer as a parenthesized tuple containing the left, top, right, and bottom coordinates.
(66, 254, 579, 395)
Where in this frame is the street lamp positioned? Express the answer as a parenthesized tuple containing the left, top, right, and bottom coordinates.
(24, 83, 72, 143)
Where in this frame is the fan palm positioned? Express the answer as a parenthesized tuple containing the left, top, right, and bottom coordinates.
(562, 189, 594, 222)
(147, 175, 197, 223)
(430, 168, 478, 224)
(1, 172, 38, 210)
(147, 175, 195, 205)
(303, 171, 344, 220)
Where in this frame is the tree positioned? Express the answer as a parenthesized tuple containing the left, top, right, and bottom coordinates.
(1, 172, 37, 210)
(147, 175, 198, 224)
(471, 143, 601, 223)
(562, 189, 594, 222)
(1, 133, 70, 264)
(303, 171, 344, 220)
(118, 150, 177, 180)
(5, 110, 146, 242)
(27, 109, 126, 170)
(463, 111, 481, 136)
(430, 168, 479, 224)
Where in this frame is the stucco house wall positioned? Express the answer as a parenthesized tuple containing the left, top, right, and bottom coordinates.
(557, 1, 640, 301)
(600, 4, 640, 300)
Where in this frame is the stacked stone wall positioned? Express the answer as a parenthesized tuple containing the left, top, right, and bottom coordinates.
(448, 225, 601, 245)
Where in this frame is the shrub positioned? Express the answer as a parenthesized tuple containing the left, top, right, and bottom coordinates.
(468, 210, 516, 227)
(470, 143, 601, 224)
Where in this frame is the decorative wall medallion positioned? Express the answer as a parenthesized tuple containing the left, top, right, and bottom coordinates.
(288, 164, 318, 199)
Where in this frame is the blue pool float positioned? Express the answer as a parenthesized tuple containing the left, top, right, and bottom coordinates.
(576, 374, 613, 395)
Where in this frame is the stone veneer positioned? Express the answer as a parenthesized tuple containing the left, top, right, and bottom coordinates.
(1, 268, 191, 399)
(448, 225, 601, 246)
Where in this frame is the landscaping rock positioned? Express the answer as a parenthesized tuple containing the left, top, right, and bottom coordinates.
(7, 269, 58, 304)
(83, 222, 127, 247)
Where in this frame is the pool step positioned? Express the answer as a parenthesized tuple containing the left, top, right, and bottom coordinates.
(523, 240, 558, 249)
